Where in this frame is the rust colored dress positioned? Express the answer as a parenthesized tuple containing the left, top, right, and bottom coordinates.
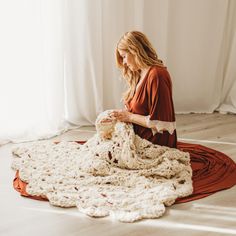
(13, 66, 236, 203)
(127, 65, 177, 148)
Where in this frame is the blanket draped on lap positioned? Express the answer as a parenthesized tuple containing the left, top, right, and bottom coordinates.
(11, 112, 193, 222)
(12, 111, 236, 222)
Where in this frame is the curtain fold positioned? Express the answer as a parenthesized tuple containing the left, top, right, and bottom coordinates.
(0, 0, 70, 145)
(167, 0, 228, 113)
(217, 0, 236, 114)
(64, 0, 105, 125)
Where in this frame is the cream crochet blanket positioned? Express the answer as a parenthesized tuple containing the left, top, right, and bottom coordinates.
(12, 110, 193, 222)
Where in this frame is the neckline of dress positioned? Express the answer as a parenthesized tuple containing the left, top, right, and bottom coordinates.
(127, 66, 153, 109)
(135, 66, 153, 91)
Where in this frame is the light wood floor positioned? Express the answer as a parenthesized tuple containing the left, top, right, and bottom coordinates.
(0, 113, 236, 236)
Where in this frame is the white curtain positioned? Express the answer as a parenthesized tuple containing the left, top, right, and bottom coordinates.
(217, 0, 236, 114)
(65, 0, 236, 128)
(0, 0, 235, 143)
(0, 0, 70, 145)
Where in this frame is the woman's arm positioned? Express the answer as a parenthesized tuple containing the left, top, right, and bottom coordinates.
(110, 110, 175, 135)
(110, 110, 152, 129)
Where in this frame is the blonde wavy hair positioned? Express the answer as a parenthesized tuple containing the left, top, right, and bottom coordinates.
(116, 31, 164, 102)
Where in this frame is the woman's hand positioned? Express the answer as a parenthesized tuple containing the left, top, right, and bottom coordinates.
(110, 110, 133, 123)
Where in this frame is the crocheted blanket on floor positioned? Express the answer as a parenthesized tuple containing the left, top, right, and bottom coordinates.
(11, 110, 193, 222)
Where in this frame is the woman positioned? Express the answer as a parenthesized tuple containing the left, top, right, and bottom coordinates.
(110, 31, 177, 148)
(107, 31, 236, 202)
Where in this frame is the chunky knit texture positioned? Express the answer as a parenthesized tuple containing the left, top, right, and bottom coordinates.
(12, 110, 193, 222)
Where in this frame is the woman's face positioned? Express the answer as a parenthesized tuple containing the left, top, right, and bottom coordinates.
(118, 49, 139, 71)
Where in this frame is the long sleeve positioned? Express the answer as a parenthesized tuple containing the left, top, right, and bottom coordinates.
(146, 70, 176, 135)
